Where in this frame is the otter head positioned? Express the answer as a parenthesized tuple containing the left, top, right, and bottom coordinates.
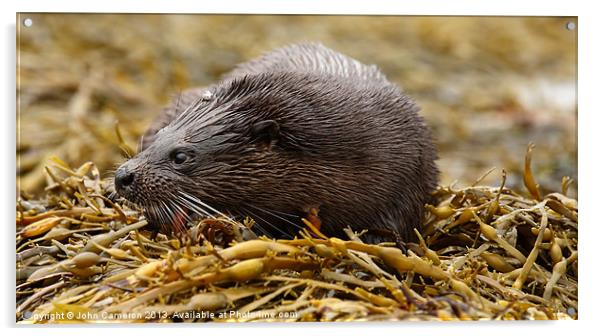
(114, 72, 354, 235)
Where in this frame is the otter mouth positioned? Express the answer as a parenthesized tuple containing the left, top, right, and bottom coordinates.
(143, 204, 192, 235)
(113, 187, 197, 235)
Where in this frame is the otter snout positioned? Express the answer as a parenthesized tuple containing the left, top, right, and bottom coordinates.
(113, 160, 173, 207)
(114, 164, 135, 193)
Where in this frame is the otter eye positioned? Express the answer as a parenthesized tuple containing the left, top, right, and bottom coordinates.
(173, 151, 188, 165)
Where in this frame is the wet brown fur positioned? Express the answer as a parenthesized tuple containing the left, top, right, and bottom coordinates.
(116, 43, 439, 243)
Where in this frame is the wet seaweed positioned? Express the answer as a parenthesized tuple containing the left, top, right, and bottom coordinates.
(16, 145, 577, 322)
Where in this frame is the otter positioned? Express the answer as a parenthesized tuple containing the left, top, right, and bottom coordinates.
(114, 43, 439, 243)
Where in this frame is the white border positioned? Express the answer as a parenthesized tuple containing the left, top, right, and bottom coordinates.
(7, 0, 581, 15)
(3, 1, 600, 336)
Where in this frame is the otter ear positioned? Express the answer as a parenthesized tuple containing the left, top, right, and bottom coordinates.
(251, 120, 280, 148)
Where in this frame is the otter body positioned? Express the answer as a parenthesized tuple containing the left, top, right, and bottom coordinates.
(115, 43, 439, 242)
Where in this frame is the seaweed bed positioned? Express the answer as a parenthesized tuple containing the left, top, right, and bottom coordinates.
(16, 15, 577, 323)
(16, 146, 577, 322)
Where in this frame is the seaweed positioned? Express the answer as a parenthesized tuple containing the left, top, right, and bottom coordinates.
(16, 145, 577, 322)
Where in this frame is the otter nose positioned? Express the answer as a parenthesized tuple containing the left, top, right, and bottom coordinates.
(115, 166, 135, 190)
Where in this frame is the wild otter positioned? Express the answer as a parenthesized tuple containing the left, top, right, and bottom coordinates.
(114, 43, 439, 243)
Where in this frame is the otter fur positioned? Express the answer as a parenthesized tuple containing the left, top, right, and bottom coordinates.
(114, 43, 439, 243)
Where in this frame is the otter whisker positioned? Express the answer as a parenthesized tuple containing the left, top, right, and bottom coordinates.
(179, 191, 233, 221)
(174, 195, 215, 219)
(246, 204, 304, 231)
(236, 208, 273, 238)
(238, 209, 272, 238)
(242, 206, 293, 239)
(240, 208, 290, 238)
(170, 200, 191, 221)
(162, 200, 178, 228)
(107, 190, 117, 201)
(258, 207, 300, 219)
(165, 199, 189, 233)
(161, 200, 176, 221)
(157, 200, 171, 225)
(145, 206, 158, 224)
